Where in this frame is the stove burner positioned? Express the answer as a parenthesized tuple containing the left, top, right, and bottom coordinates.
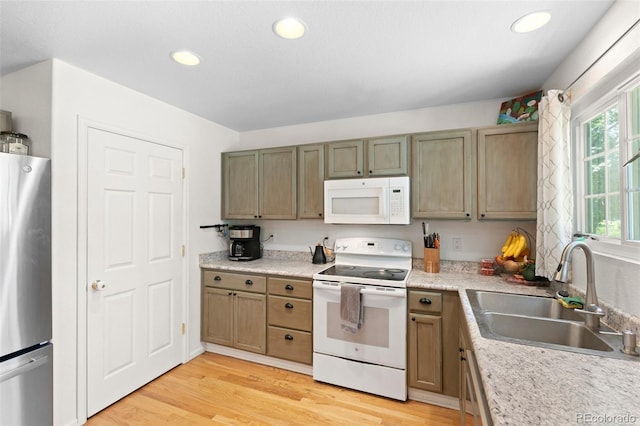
(385, 269, 404, 274)
(362, 270, 394, 279)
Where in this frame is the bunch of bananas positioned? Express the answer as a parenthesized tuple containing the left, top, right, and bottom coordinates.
(500, 231, 529, 261)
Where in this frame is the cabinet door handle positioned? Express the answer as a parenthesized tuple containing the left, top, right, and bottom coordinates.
(318, 213, 322, 217)
(419, 298, 432, 304)
(411, 317, 416, 321)
(228, 292, 233, 296)
(285, 302, 294, 309)
(214, 276, 222, 281)
(284, 334, 294, 341)
(369, 170, 373, 174)
(245, 280, 253, 285)
(466, 212, 471, 217)
(285, 284, 294, 291)
(357, 170, 362, 175)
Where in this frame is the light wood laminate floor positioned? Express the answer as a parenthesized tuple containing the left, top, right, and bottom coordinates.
(87, 352, 472, 425)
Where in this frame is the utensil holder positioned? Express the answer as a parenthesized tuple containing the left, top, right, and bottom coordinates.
(424, 248, 440, 273)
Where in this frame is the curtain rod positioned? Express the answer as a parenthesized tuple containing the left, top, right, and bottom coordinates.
(558, 18, 640, 103)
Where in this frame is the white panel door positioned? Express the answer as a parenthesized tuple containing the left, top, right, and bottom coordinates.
(86, 128, 184, 416)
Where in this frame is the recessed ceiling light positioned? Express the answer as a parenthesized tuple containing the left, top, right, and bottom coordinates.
(171, 50, 201, 66)
(273, 17, 306, 40)
(511, 11, 551, 33)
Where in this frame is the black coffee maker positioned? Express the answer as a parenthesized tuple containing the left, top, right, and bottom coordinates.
(229, 225, 262, 261)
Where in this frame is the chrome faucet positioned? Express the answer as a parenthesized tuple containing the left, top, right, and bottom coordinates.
(553, 240, 605, 331)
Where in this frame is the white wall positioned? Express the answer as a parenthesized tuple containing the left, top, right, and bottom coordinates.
(0, 60, 53, 158)
(542, 0, 640, 318)
(1, 59, 239, 426)
(240, 98, 505, 148)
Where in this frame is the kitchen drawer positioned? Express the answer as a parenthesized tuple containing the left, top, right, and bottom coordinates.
(267, 326, 312, 365)
(268, 295, 312, 331)
(268, 277, 312, 299)
(408, 290, 442, 314)
(202, 270, 266, 293)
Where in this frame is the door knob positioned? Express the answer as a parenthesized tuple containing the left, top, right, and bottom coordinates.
(91, 280, 107, 291)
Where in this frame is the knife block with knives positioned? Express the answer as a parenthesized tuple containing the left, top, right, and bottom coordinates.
(422, 222, 440, 273)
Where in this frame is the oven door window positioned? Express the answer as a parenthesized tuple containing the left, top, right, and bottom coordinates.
(313, 282, 406, 369)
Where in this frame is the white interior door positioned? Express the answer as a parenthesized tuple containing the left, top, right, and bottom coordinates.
(86, 128, 184, 416)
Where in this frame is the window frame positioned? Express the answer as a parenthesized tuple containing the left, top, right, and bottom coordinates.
(572, 73, 640, 263)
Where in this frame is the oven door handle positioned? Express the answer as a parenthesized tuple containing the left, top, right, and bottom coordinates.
(313, 281, 406, 297)
(359, 288, 405, 297)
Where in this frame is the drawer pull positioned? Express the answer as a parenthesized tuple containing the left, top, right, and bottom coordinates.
(419, 298, 432, 305)
(284, 334, 294, 340)
(214, 276, 222, 281)
(245, 279, 253, 285)
(285, 284, 294, 291)
(285, 302, 294, 309)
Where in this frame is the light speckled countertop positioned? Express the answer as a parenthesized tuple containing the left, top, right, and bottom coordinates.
(200, 254, 640, 425)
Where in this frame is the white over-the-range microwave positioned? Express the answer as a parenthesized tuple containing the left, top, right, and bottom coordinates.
(323, 176, 410, 224)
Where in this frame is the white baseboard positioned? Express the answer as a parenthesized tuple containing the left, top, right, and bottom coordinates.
(203, 343, 313, 375)
(188, 344, 205, 362)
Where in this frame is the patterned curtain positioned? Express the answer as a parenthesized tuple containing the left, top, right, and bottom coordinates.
(535, 90, 573, 278)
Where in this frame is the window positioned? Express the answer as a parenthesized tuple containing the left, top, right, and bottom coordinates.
(574, 76, 640, 255)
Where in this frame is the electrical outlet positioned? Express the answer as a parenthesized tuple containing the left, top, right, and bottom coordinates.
(452, 237, 463, 252)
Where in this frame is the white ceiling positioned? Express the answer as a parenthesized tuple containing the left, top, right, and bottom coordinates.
(0, 1, 615, 132)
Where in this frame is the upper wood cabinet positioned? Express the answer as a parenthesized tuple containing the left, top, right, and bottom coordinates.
(297, 144, 325, 219)
(326, 136, 409, 179)
(477, 122, 538, 220)
(259, 147, 297, 219)
(411, 129, 474, 219)
(221, 122, 536, 221)
(326, 139, 365, 178)
(222, 147, 297, 220)
(221, 150, 259, 219)
(367, 136, 409, 176)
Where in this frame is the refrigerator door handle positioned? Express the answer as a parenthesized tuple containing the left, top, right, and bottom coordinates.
(0, 354, 49, 383)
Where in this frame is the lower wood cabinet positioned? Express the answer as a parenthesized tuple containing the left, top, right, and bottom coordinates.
(407, 289, 459, 397)
(201, 270, 313, 364)
(201, 270, 267, 354)
(266, 277, 313, 364)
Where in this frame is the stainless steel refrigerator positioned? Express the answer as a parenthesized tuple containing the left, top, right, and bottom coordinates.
(1, 152, 53, 425)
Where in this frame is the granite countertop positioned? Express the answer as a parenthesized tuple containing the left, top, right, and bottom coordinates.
(199, 251, 330, 277)
(199, 254, 640, 425)
(411, 269, 640, 426)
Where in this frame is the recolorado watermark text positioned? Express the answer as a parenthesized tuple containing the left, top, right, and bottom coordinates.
(576, 412, 637, 424)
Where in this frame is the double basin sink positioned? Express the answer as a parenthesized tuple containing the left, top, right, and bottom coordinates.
(467, 290, 638, 361)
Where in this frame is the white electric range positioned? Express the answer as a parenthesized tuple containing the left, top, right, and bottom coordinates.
(312, 237, 412, 401)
